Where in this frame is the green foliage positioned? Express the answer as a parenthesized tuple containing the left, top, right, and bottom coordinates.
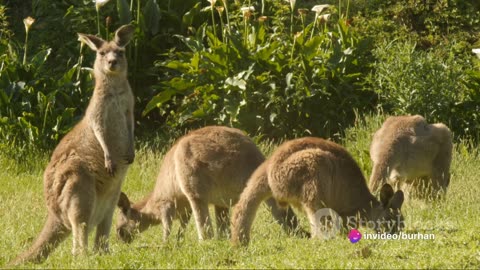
(0, 37, 91, 149)
(352, 0, 480, 48)
(367, 40, 480, 139)
(0, 0, 200, 150)
(1, 0, 480, 149)
(146, 1, 375, 138)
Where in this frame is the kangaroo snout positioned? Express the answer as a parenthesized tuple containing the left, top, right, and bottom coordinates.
(108, 59, 117, 67)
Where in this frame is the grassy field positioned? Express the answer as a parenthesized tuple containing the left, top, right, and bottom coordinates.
(1, 115, 480, 269)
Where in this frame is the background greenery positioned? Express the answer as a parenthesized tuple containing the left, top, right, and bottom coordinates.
(1, 0, 480, 151)
(2, 1, 480, 268)
(1, 115, 479, 268)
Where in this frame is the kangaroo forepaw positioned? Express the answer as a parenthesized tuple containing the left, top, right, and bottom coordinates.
(105, 158, 116, 177)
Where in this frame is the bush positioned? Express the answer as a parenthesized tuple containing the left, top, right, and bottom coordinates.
(145, 0, 376, 139)
(0, 0, 200, 149)
(1, 0, 480, 150)
(367, 39, 480, 139)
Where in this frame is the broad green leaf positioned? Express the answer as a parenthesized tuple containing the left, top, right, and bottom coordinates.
(143, 89, 176, 116)
(165, 61, 192, 72)
(30, 49, 51, 75)
(166, 78, 196, 92)
(117, 0, 132, 25)
(174, 35, 204, 52)
(303, 37, 323, 61)
(182, 2, 202, 28)
(143, 0, 161, 36)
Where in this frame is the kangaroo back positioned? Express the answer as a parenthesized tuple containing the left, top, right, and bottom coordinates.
(231, 137, 403, 245)
(118, 126, 306, 243)
(369, 115, 452, 198)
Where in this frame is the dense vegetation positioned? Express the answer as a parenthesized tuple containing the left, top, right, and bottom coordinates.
(1, 0, 480, 151)
(1, 2, 480, 267)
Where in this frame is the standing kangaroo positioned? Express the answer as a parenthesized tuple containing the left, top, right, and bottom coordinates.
(8, 25, 135, 266)
(116, 126, 304, 243)
(369, 115, 452, 199)
(231, 137, 404, 246)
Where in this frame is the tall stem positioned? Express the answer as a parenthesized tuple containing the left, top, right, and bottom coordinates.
(211, 7, 217, 46)
(218, 10, 225, 43)
(23, 31, 29, 65)
(41, 102, 50, 137)
(290, 11, 294, 35)
(300, 14, 305, 33)
(338, 0, 342, 18)
(346, 0, 350, 20)
(244, 18, 248, 48)
(133, 0, 140, 87)
(223, 0, 231, 36)
(309, 15, 317, 40)
(290, 37, 296, 65)
(76, 43, 84, 81)
(96, 8, 101, 37)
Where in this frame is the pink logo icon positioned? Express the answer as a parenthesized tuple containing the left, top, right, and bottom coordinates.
(348, 229, 362, 243)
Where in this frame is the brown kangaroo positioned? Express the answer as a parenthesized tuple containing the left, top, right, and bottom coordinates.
(369, 115, 452, 199)
(231, 137, 404, 246)
(8, 25, 135, 266)
(116, 126, 304, 243)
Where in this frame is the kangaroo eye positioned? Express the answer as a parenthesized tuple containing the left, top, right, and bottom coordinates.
(117, 51, 124, 57)
(99, 51, 106, 56)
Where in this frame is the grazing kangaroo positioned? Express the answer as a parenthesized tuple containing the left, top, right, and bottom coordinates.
(116, 126, 304, 243)
(369, 115, 452, 199)
(8, 25, 135, 266)
(231, 137, 404, 246)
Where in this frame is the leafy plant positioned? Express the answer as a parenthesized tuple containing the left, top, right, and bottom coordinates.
(367, 39, 480, 139)
(145, 0, 375, 139)
(0, 38, 92, 149)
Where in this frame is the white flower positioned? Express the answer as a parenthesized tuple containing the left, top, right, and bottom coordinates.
(240, 6, 255, 13)
(473, 49, 480, 59)
(318, 13, 331, 23)
(207, 0, 217, 6)
(240, 6, 255, 17)
(94, 0, 111, 11)
(23, 16, 35, 33)
(285, 0, 296, 10)
(312, 4, 331, 15)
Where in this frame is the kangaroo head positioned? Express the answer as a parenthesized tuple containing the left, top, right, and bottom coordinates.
(367, 184, 405, 233)
(78, 25, 134, 76)
(116, 192, 140, 243)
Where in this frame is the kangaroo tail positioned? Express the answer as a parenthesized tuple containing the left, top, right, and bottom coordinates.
(231, 162, 272, 246)
(8, 215, 68, 266)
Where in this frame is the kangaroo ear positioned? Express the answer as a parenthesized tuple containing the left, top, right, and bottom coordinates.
(117, 192, 131, 214)
(380, 183, 394, 207)
(78, 33, 105, 51)
(389, 190, 404, 209)
(114, 25, 135, 47)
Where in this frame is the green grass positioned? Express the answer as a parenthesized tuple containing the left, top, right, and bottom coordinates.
(1, 115, 480, 269)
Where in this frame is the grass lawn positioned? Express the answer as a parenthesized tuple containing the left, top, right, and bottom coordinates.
(1, 115, 480, 268)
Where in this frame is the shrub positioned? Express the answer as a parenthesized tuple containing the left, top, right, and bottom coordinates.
(145, 0, 376, 139)
(367, 39, 480, 139)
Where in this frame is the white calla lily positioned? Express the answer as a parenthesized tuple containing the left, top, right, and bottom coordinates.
(312, 4, 331, 15)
